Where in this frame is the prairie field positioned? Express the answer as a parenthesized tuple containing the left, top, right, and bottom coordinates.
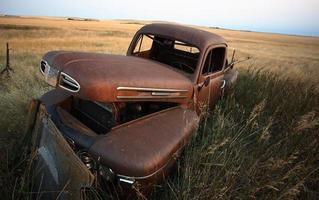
(0, 16, 318, 199)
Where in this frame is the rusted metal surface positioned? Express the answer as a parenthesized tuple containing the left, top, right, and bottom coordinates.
(127, 23, 227, 54)
(89, 106, 199, 178)
(32, 106, 94, 199)
(31, 23, 239, 198)
(42, 52, 193, 103)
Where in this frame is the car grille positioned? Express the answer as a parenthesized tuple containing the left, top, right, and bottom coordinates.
(40, 60, 59, 86)
(59, 72, 80, 92)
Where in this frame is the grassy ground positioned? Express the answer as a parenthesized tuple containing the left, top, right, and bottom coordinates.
(0, 16, 318, 199)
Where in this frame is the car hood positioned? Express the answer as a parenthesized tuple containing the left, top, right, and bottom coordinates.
(42, 51, 193, 103)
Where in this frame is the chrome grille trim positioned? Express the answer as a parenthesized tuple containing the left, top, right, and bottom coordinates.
(59, 72, 80, 93)
(40, 60, 59, 86)
(39, 60, 48, 75)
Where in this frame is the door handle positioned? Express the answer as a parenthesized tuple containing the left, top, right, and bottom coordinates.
(221, 80, 226, 89)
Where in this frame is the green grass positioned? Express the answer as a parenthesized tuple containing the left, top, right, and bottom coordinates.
(1, 68, 318, 199)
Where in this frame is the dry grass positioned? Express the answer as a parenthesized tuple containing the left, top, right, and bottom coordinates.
(153, 71, 319, 199)
(0, 16, 318, 199)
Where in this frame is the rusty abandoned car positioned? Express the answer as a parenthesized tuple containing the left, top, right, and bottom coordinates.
(28, 23, 239, 199)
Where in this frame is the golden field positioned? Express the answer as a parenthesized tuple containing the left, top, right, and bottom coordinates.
(1, 16, 319, 79)
(0, 16, 318, 141)
(0, 16, 318, 199)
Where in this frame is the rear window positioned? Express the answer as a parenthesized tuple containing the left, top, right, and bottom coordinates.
(132, 34, 200, 75)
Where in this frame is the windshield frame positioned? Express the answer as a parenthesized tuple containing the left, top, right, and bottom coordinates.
(128, 33, 202, 81)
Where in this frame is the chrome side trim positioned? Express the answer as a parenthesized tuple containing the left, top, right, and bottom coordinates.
(117, 95, 187, 99)
(119, 178, 135, 184)
(117, 86, 188, 93)
(151, 92, 180, 96)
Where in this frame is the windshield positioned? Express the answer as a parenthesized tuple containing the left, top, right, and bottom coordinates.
(131, 34, 200, 76)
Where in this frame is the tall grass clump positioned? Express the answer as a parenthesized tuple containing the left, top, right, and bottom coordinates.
(155, 69, 319, 199)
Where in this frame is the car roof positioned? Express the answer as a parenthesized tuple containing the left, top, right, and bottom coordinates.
(136, 23, 227, 51)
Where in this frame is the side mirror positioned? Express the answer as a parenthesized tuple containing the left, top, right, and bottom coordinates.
(198, 76, 210, 91)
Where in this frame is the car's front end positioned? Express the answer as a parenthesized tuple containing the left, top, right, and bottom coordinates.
(29, 51, 199, 199)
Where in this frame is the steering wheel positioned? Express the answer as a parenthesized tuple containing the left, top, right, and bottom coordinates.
(171, 61, 194, 73)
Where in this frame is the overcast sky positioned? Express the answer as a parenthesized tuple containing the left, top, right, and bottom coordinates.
(1, 0, 318, 36)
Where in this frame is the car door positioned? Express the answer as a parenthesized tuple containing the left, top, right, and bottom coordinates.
(195, 45, 227, 113)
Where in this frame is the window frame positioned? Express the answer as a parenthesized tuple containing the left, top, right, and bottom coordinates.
(131, 33, 202, 76)
(200, 45, 227, 77)
(131, 33, 201, 56)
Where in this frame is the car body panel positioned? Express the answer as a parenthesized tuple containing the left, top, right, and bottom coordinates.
(88, 106, 199, 177)
(43, 52, 193, 103)
(195, 72, 224, 113)
(31, 104, 94, 200)
(127, 23, 227, 56)
(31, 92, 199, 198)
(127, 23, 228, 86)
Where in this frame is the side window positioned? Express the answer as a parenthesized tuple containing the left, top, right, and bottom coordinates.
(202, 47, 225, 74)
(133, 34, 153, 54)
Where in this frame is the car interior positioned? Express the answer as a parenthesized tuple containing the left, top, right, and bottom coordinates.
(132, 34, 200, 75)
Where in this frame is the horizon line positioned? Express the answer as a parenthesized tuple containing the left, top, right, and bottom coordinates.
(1, 13, 318, 38)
